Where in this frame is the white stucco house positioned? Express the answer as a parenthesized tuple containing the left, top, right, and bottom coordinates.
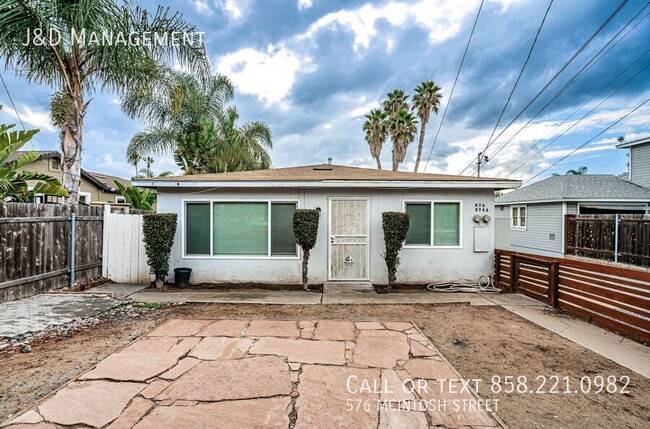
(134, 164, 520, 285)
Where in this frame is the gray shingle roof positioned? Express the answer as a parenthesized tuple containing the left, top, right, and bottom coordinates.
(495, 174, 650, 204)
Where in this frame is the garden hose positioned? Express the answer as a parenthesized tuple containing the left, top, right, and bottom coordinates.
(425, 274, 501, 294)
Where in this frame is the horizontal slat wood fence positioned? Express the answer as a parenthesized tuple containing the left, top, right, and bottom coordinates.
(565, 214, 650, 267)
(0, 203, 104, 302)
(496, 249, 650, 344)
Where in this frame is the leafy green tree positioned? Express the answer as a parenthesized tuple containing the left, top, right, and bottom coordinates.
(412, 81, 442, 172)
(383, 89, 409, 116)
(363, 109, 388, 169)
(0, 114, 68, 201)
(0, 0, 208, 203)
(293, 209, 320, 291)
(113, 180, 155, 210)
(388, 109, 418, 171)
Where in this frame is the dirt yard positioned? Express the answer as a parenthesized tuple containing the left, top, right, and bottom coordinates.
(1, 303, 648, 429)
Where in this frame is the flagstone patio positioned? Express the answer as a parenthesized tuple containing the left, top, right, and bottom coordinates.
(2, 319, 503, 429)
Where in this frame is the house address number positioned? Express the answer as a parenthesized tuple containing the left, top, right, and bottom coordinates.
(474, 203, 489, 213)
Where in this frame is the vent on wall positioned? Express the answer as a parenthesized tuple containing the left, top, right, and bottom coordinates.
(50, 158, 61, 171)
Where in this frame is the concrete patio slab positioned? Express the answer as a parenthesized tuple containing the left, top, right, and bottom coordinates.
(131, 289, 322, 304)
(4, 318, 504, 429)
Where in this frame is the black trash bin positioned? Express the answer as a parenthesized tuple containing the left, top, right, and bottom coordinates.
(174, 268, 192, 288)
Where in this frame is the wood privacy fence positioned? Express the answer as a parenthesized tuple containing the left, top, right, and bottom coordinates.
(102, 205, 151, 284)
(495, 248, 650, 344)
(0, 203, 103, 302)
(1, 203, 152, 302)
(565, 214, 650, 268)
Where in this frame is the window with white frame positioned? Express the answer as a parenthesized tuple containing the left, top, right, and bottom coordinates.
(115, 196, 127, 204)
(404, 201, 461, 247)
(184, 201, 298, 257)
(511, 205, 527, 229)
(78, 192, 91, 204)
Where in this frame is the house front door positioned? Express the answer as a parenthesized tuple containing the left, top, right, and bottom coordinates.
(329, 198, 369, 281)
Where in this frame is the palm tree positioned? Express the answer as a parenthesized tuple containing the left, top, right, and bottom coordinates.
(213, 107, 272, 172)
(383, 89, 409, 116)
(412, 81, 443, 172)
(0, 114, 67, 201)
(363, 109, 388, 169)
(389, 109, 418, 171)
(552, 166, 588, 176)
(0, 1, 208, 203)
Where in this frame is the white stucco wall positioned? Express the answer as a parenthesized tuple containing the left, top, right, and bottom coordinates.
(156, 187, 497, 285)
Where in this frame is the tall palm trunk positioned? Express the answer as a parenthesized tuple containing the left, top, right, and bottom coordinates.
(61, 88, 85, 205)
(413, 121, 427, 173)
(375, 156, 382, 170)
(391, 139, 399, 171)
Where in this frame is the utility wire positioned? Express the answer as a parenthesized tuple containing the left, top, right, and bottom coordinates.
(505, 50, 649, 176)
(477, 4, 650, 173)
(0, 71, 26, 130)
(522, 96, 649, 184)
(458, 0, 630, 175)
(482, 0, 554, 153)
(422, 0, 485, 172)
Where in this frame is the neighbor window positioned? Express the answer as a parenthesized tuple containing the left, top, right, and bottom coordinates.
(511, 205, 527, 229)
(184, 201, 297, 257)
(405, 202, 461, 247)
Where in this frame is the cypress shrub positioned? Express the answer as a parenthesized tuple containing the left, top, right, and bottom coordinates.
(143, 213, 177, 288)
(382, 211, 410, 288)
(293, 209, 320, 290)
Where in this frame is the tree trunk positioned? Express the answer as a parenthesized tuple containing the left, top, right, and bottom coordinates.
(61, 91, 85, 205)
(302, 248, 310, 291)
(414, 122, 427, 173)
(375, 157, 382, 170)
(155, 275, 164, 289)
(391, 140, 399, 171)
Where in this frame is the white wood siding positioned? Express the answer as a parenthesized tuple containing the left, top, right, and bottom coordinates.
(102, 208, 151, 284)
(509, 203, 564, 256)
(630, 143, 650, 188)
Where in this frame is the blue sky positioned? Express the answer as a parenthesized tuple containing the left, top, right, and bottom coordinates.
(1, 0, 649, 182)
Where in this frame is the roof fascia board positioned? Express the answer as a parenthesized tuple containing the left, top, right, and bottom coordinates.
(132, 180, 521, 189)
(496, 197, 650, 205)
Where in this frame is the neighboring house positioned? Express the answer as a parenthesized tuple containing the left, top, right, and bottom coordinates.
(617, 135, 650, 188)
(495, 174, 650, 257)
(134, 164, 520, 285)
(6, 151, 130, 204)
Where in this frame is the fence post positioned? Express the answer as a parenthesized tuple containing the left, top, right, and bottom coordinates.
(102, 205, 111, 278)
(548, 261, 559, 307)
(494, 250, 502, 289)
(614, 214, 620, 263)
(510, 255, 518, 292)
(69, 212, 76, 288)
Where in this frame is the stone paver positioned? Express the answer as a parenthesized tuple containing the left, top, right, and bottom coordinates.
(157, 356, 292, 401)
(352, 329, 410, 368)
(245, 320, 300, 337)
(37, 381, 144, 427)
(133, 397, 291, 429)
(313, 320, 357, 341)
(250, 337, 346, 365)
(296, 365, 380, 429)
(5, 318, 503, 429)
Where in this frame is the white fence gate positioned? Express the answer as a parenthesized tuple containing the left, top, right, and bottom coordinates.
(102, 205, 151, 284)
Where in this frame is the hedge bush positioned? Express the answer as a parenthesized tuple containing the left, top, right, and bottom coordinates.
(294, 209, 320, 290)
(143, 213, 178, 288)
(382, 211, 410, 288)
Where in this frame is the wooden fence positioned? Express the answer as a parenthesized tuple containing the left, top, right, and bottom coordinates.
(495, 248, 650, 344)
(565, 214, 650, 267)
(102, 205, 151, 284)
(0, 203, 104, 302)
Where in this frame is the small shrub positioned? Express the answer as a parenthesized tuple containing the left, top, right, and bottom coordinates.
(143, 213, 177, 288)
(294, 209, 320, 290)
(382, 211, 410, 288)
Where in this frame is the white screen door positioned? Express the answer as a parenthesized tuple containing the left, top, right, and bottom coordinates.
(329, 198, 369, 281)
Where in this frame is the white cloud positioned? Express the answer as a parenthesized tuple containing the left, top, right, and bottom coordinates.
(216, 45, 316, 107)
(2, 104, 55, 132)
(297, 0, 313, 10)
(216, 0, 253, 21)
(192, 0, 213, 15)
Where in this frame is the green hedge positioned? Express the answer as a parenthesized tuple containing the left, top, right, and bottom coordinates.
(382, 211, 410, 287)
(294, 209, 320, 290)
(143, 213, 177, 288)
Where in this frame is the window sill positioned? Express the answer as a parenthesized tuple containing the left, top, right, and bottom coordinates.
(510, 227, 527, 231)
(182, 255, 300, 260)
(403, 245, 463, 249)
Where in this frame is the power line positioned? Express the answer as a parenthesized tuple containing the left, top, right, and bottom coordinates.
(477, 4, 650, 172)
(482, 0, 554, 153)
(0, 71, 26, 130)
(522, 96, 649, 184)
(504, 50, 649, 176)
(422, 0, 485, 171)
(458, 0, 630, 175)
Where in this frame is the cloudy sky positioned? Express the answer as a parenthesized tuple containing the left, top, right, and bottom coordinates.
(1, 0, 649, 183)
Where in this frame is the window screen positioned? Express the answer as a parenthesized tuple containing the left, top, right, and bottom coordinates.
(186, 202, 211, 255)
(213, 202, 268, 255)
(433, 203, 460, 246)
(405, 203, 431, 245)
(271, 203, 297, 256)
